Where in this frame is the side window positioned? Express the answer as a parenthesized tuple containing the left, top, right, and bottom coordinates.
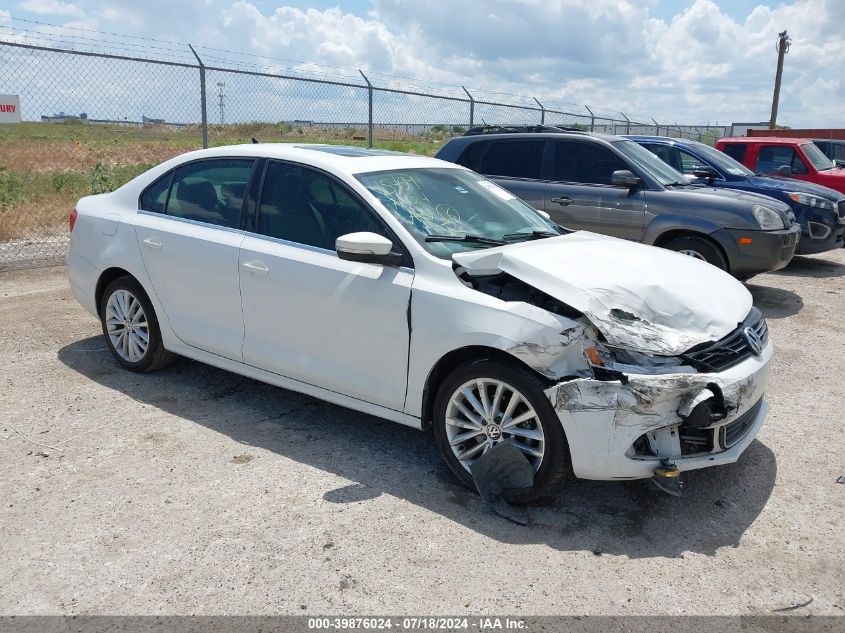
(756, 146, 808, 175)
(166, 158, 255, 228)
(721, 143, 747, 162)
(643, 144, 684, 172)
(139, 173, 171, 213)
(257, 162, 386, 251)
(552, 141, 628, 185)
(455, 141, 489, 172)
(676, 148, 710, 175)
(477, 140, 544, 179)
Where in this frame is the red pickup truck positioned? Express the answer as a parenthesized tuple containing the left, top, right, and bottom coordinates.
(715, 137, 845, 195)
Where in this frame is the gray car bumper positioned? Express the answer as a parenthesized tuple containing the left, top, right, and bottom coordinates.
(711, 224, 800, 279)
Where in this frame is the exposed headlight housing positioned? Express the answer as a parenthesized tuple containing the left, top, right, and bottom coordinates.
(752, 204, 786, 231)
(786, 191, 837, 211)
(585, 343, 696, 376)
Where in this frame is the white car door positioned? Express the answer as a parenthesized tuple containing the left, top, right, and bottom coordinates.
(239, 161, 413, 411)
(134, 157, 256, 361)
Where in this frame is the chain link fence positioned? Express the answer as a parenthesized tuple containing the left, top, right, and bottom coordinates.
(0, 39, 730, 269)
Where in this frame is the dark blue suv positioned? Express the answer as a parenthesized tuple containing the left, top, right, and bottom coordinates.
(628, 135, 845, 254)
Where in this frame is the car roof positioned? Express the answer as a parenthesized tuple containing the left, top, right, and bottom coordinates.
(717, 136, 814, 145)
(457, 131, 620, 143)
(623, 135, 703, 145)
(171, 143, 453, 176)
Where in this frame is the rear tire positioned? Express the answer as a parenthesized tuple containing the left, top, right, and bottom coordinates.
(662, 235, 728, 271)
(432, 358, 571, 503)
(99, 276, 176, 373)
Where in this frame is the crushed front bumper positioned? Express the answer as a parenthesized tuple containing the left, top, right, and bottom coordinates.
(545, 339, 772, 480)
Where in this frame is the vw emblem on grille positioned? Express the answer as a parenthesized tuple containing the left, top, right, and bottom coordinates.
(743, 327, 763, 356)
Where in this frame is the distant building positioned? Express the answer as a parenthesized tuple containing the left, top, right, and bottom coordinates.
(729, 122, 777, 136)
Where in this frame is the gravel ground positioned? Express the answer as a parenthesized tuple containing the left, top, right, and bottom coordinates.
(1, 252, 843, 616)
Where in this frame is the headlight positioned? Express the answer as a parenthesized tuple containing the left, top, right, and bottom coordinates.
(752, 204, 786, 230)
(786, 192, 836, 211)
(585, 343, 696, 375)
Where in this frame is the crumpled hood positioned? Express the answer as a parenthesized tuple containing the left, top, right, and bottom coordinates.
(453, 232, 753, 356)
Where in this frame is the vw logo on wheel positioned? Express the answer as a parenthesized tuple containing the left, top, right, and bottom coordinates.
(486, 425, 502, 440)
(743, 327, 764, 356)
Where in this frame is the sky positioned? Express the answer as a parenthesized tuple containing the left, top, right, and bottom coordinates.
(1, 0, 844, 127)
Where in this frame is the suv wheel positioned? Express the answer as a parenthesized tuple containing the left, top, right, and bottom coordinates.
(662, 235, 728, 271)
(432, 358, 571, 502)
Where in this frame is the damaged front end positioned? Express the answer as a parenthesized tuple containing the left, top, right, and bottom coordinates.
(451, 235, 772, 483)
(546, 308, 772, 481)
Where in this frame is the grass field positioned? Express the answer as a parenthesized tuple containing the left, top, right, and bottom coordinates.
(0, 121, 449, 242)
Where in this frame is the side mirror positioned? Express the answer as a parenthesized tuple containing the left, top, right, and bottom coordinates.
(336, 232, 402, 266)
(834, 159, 845, 168)
(692, 167, 719, 180)
(777, 165, 792, 176)
(611, 170, 642, 189)
(535, 209, 551, 220)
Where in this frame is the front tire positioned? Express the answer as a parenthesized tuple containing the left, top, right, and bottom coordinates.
(432, 358, 571, 502)
(662, 235, 728, 271)
(100, 276, 176, 372)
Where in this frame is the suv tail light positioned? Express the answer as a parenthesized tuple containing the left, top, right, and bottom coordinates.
(69, 208, 78, 232)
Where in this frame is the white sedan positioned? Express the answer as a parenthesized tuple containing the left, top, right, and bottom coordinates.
(67, 144, 772, 500)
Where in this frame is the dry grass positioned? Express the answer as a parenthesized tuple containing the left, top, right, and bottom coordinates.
(0, 121, 449, 244)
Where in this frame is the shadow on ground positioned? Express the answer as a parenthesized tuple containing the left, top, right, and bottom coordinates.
(747, 284, 803, 319)
(774, 255, 845, 279)
(59, 337, 777, 560)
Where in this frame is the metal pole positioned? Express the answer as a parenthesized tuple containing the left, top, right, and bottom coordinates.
(359, 70, 373, 148)
(463, 86, 475, 128)
(188, 44, 208, 149)
(620, 112, 631, 135)
(769, 30, 790, 129)
(585, 105, 595, 132)
(651, 117, 660, 136)
(533, 97, 545, 125)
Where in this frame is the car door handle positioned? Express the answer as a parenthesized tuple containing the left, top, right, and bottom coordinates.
(550, 196, 573, 206)
(241, 261, 269, 275)
(142, 238, 162, 250)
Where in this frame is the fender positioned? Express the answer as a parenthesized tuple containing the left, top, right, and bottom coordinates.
(643, 214, 722, 245)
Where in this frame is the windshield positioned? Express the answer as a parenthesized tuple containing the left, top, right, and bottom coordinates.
(355, 168, 560, 258)
(801, 142, 836, 171)
(612, 139, 688, 186)
(688, 141, 754, 176)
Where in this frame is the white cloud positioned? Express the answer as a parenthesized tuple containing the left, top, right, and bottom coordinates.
(17, 0, 84, 17)
(6, 0, 845, 126)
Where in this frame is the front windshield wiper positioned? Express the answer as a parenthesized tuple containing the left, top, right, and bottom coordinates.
(425, 234, 505, 246)
(501, 229, 561, 242)
(665, 181, 690, 187)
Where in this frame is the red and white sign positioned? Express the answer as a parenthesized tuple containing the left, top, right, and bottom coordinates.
(0, 95, 21, 123)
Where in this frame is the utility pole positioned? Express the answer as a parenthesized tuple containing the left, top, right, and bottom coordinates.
(769, 30, 791, 130)
(217, 82, 226, 125)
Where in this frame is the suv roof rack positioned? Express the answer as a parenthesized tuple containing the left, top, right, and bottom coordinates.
(462, 124, 588, 136)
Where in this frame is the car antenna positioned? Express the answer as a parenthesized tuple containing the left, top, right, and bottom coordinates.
(251, 137, 259, 144)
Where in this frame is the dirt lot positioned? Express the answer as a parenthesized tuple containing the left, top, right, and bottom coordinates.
(1, 253, 843, 616)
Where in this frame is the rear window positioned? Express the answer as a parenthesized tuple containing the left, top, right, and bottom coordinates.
(721, 143, 747, 162)
(477, 140, 544, 179)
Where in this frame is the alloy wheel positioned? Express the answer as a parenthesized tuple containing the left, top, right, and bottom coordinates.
(678, 248, 707, 261)
(445, 378, 545, 473)
(105, 289, 150, 363)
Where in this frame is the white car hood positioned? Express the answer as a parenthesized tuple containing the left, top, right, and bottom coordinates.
(452, 232, 752, 355)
